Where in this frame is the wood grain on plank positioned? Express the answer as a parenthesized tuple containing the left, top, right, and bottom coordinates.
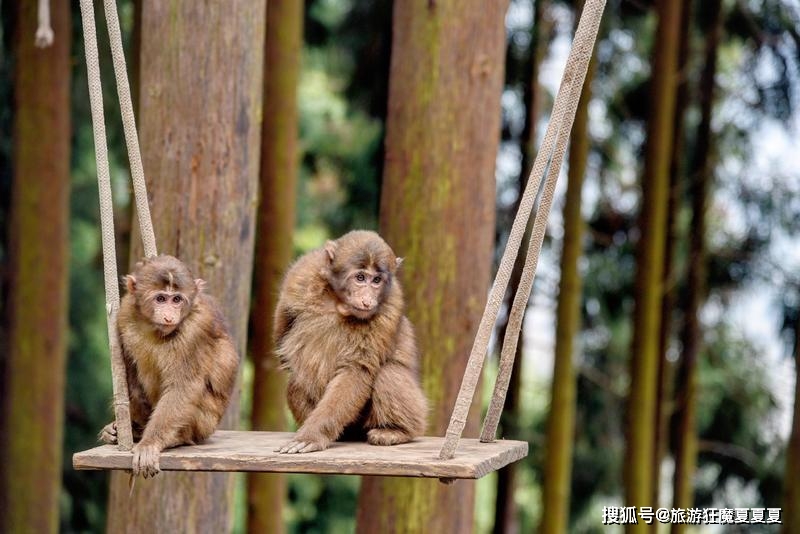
(74, 430, 528, 479)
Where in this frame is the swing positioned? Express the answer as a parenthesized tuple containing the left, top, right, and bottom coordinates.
(73, 0, 606, 479)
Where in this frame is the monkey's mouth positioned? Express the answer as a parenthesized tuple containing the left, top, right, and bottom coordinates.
(349, 306, 377, 319)
(336, 301, 377, 319)
(154, 322, 178, 335)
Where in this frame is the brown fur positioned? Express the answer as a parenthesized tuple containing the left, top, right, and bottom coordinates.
(274, 230, 428, 453)
(99, 255, 239, 477)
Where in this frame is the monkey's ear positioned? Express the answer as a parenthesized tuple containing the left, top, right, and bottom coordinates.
(195, 279, 207, 293)
(124, 275, 136, 294)
(324, 240, 337, 263)
(395, 257, 404, 269)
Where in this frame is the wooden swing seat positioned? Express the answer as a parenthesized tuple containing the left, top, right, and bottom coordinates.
(73, 431, 528, 479)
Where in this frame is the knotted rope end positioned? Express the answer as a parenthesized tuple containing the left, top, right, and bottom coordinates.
(35, 27, 54, 48)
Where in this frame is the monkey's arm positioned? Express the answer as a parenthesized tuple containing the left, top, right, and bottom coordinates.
(131, 384, 204, 477)
(277, 367, 373, 454)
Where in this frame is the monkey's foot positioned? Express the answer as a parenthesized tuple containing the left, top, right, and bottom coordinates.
(131, 443, 161, 478)
(99, 422, 118, 444)
(275, 435, 330, 454)
(367, 428, 412, 446)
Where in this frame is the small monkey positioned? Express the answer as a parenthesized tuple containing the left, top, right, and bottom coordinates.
(274, 230, 428, 454)
(99, 255, 239, 477)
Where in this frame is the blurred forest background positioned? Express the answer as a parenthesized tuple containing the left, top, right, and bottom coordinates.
(1, 0, 799, 533)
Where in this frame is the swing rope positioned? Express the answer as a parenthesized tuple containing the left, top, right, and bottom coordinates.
(78, 0, 604, 463)
(440, 0, 606, 459)
(35, 0, 54, 48)
(101, 0, 158, 259)
(79, 0, 158, 450)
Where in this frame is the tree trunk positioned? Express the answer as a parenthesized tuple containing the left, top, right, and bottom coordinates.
(540, 4, 595, 532)
(106, 2, 265, 531)
(1, 3, 71, 533)
(624, 0, 683, 527)
(247, 0, 303, 532)
(783, 314, 800, 534)
(494, 3, 547, 533)
(356, 1, 508, 532)
(671, 2, 722, 531)
(652, 0, 693, 507)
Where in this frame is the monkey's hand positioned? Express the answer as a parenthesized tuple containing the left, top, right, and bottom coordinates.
(99, 422, 118, 445)
(275, 430, 331, 454)
(131, 442, 161, 478)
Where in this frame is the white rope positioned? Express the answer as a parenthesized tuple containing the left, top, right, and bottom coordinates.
(78, 0, 133, 450)
(35, 0, 54, 48)
(102, 0, 157, 258)
(439, 0, 606, 459)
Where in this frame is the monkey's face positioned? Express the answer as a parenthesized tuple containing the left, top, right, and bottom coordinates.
(336, 268, 389, 319)
(124, 255, 203, 336)
(144, 290, 193, 335)
(324, 231, 402, 320)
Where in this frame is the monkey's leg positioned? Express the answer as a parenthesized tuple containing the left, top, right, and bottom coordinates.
(277, 368, 373, 454)
(365, 362, 428, 446)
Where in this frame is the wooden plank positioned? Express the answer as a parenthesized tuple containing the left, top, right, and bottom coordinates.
(73, 431, 528, 479)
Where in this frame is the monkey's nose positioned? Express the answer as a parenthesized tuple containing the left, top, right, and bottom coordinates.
(164, 317, 173, 324)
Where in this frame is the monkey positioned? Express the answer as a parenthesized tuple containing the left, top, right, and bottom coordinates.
(99, 254, 239, 478)
(273, 230, 428, 454)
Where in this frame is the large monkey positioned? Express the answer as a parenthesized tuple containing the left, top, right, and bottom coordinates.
(274, 230, 428, 453)
(99, 255, 239, 477)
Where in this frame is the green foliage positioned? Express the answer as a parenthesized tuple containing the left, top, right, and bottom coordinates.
(725, 0, 797, 122)
(296, 0, 390, 240)
(287, 474, 359, 534)
(297, 53, 383, 236)
(693, 324, 785, 508)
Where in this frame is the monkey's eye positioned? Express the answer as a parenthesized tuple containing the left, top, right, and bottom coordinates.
(356, 273, 366, 282)
(155, 294, 167, 303)
(372, 276, 382, 284)
(172, 295, 183, 304)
